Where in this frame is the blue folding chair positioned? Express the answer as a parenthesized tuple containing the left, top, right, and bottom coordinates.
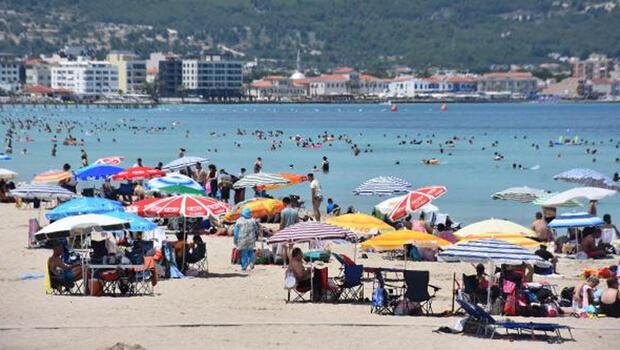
(456, 296, 574, 342)
(337, 264, 364, 302)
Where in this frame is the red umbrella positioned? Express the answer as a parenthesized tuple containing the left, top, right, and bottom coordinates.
(142, 195, 229, 218)
(111, 166, 166, 181)
(126, 197, 160, 216)
(388, 185, 447, 222)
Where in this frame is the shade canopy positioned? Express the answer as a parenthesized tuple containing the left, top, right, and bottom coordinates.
(46, 197, 124, 221)
(326, 213, 395, 236)
(267, 222, 358, 244)
(547, 212, 604, 228)
(35, 214, 130, 242)
(361, 230, 451, 250)
(438, 239, 551, 268)
(111, 166, 166, 181)
(492, 186, 548, 203)
(233, 172, 289, 189)
(353, 176, 412, 196)
(146, 173, 203, 192)
(224, 198, 284, 222)
(141, 195, 229, 218)
(104, 211, 157, 232)
(553, 168, 620, 191)
(162, 156, 208, 171)
(74, 164, 123, 181)
(388, 185, 447, 222)
(10, 183, 78, 199)
(0, 168, 18, 180)
(454, 218, 535, 238)
(539, 187, 616, 207)
(32, 170, 71, 184)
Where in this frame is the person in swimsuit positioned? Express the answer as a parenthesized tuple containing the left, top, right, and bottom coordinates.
(600, 277, 620, 317)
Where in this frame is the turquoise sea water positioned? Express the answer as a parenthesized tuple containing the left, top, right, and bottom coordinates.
(1, 103, 619, 226)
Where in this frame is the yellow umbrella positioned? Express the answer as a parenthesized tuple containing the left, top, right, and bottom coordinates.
(224, 198, 285, 222)
(361, 230, 451, 250)
(454, 218, 535, 238)
(326, 213, 395, 237)
(456, 233, 540, 248)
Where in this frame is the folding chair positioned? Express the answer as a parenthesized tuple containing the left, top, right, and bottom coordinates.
(130, 257, 156, 296)
(462, 274, 484, 304)
(370, 270, 402, 314)
(337, 264, 364, 303)
(45, 261, 82, 295)
(187, 243, 209, 276)
(404, 270, 440, 315)
(287, 283, 312, 303)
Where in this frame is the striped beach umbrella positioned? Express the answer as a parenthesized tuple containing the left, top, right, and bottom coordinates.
(32, 170, 72, 184)
(388, 185, 447, 222)
(74, 164, 123, 181)
(232, 172, 289, 189)
(492, 186, 548, 203)
(0, 168, 18, 180)
(267, 221, 358, 244)
(146, 173, 203, 192)
(554, 168, 620, 191)
(141, 195, 229, 218)
(353, 176, 412, 196)
(547, 212, 604, 229)
(111, 166, 166, 181)
(94, 156, 124, 166)
(46, 197, 124, 221)
(10, 183, 78, 199)
(438, 239, 550, 268)
(125, 197, 160, 216)
(162, 156, 208, 171)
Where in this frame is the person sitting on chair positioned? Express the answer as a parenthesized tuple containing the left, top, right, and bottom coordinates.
(288, 247, 322, 301)
(581, 227, 608, 259)
(186, 234, 206, 264)
(49, 241, 82, 285)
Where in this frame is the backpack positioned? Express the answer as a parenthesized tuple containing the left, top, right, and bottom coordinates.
(372, 286, 386, 307)
(560, 286, 574, 301)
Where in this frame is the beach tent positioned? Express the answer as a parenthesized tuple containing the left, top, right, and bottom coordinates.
(224, 198, 284, 222)
(32, 170, 72, 184)
(111, 166, 166, 181)
(232, 172, 289, 189)
(146, 173, 203, 192)
(492, 186, 548, 203)
(326, 213, 395, 237)
(162, 156, 208, 171)
(0, 168, 18, 180)
(353, 176, 412, 196)
(104, 211, 157, 232)
(267, 222, 358, 245)
(539, 187, 616, 207)
(35, 214, 129, 242)
(553, 168, 620, 191)
(388, 186, 447, 222)
(360, 230, 450, 250)
(46, 197, 124, 221)
(454, 218, 535, 238)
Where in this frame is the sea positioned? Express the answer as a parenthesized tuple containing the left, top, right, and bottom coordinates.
(1, 103, 619, 227)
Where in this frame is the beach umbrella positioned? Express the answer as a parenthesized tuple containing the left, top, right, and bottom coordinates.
(547, 212, 604, 229)
(326, 213, 395, 237)
(257, 173, 308, 191)
(104, 211, 157, 232)
(0, 154, 11, 161)
(353, 176, 412, 196)
(361, 230, 450, 250)
(374, 196, 438, 218)
(146, 173, 203, 192)
(456, 234, 539, 248)
(492, 186, 548, 203)
(141, 195, 229, 218)
(454, 218, 535, 238)
(539, 187, 616, 207)
(388, 185, 447, 222)
(532, 193, 581, 207)
(162, 156, 208, 171)
(35, 214, 130, 242)
(94, 156, 124, 165)
(111, 166, 166, 181)
(32, 170, 71, 184)
(157, 184, 205, 195)
(125, 197, 160, 216)
(9, 183, 78, 199)
(267, 221, 358, 245)
(74, 164, 123, 181)
(553, 168, 620, 191)
(0, 168, 18, 180)
(224, 198, 284, 222)
(46, 197, 124, 221)
(232, 172, 289, 189)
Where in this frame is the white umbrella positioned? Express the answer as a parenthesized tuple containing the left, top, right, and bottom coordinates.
(35, 214, 130, 242)
(353, 176, 412, 196)
(162, 156, 208, 171)
(492, 186, 548, 203)
(10, 183, 78, 199)
(0, 168, 18, 180)
(539, 187, 616, 207)
(232, 172, 288, 189)
(554, 168, 620, 191)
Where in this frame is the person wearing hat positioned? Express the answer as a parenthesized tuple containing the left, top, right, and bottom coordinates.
(234, 208, 259, 271)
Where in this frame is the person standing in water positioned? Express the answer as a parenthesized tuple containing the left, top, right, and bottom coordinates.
(233, 168, 247, 204)
(321, 156, 330, 173)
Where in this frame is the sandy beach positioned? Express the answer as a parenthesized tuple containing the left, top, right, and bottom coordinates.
(1, 204, 618, 349)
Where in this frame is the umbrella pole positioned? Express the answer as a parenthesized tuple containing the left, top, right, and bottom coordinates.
(182, 217, 187, 270)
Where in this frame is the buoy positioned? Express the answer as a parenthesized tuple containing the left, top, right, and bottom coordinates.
(391, 104, 398, 112)
(440, 103, 447, 112)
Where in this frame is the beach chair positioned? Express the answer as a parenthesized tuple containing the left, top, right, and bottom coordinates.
(287, 281, 312, 303)
(371, 270, 403, 315)
(337, 264, 364, 303)
(456, 297, 574, 342)
(462, 274, 484, 305)
(404, 270, 440, 315)
(45, 261, 82, 295)
(187, 242, 209, 277)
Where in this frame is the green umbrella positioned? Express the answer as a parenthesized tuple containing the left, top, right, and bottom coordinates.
(157, 184, 205, 195)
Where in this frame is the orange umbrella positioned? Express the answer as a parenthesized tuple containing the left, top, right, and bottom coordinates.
(257, 173, 308, 191)
(32, 170, 72, 184)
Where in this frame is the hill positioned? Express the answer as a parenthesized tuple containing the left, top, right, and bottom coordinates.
(1, 0, 619, 70)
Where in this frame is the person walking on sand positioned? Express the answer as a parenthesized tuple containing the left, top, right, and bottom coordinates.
(234, 208, 258, 271)
(308, 173, 323, 221)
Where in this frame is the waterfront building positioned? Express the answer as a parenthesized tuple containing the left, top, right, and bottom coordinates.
(248, 75, 308, 100)
(50, 59, 119, 96)
(158, 57, 183, 97)
(0, 53, 25, 92)
(25, 59, 52, 87)
(106, 51, 147, 93)
(571, 54, 616, 80)
(181, 54, 243, 98)
(477, 72, 539, 95)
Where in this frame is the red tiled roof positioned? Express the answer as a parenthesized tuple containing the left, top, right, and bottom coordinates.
(332, 67, 354, 74)
(590, 78, 614, 85)
(263, 75, 287, 81)
(250, 80, 273, 88)
(24, 58, 45, 66)
(292, 79, 309, 87)
(360, 74, 381, 81)
(309, 74, 349, 82)
(446, 75, 478, 83)
(24, 85, 72, 94)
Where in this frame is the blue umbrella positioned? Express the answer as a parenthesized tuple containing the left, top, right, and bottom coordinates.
(46, 197, 124, 221)
(104, 211, 157, 232)
(74, 164, 123, 181)
(548, 212, 604, 228)
(554, 168, 620, 191)
(0, 154, 11, 161)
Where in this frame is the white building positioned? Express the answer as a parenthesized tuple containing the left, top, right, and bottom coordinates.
(25, 59, 52, 87)
(309, 74, 351, 96)
(387, 76, 456, 97)
(248, 75, 308, 100)
(181, 55, 243, 97)
(51, 59, 119, 96)
(359, 74, 388, 96)
(0, 54, 23, 92)
(106, 52, 146, 93)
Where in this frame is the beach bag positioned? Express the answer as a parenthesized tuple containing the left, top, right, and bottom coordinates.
(561, 287, 574, 301)
(284, 269, 297, 290)
(372, 286, 386, 308)
(231, 247, 240, 264)
(502, 280, 516, 294)
(504, 294, 517, 316)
